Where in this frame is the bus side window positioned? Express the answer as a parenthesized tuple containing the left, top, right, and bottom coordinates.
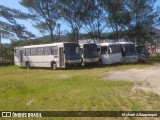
(117, 45, 121, 53)
(30, 48, 37, 56)
(15, 49, 20, 56)
(101, 46, 107, 54)
(121, 46, 125, 56)
(37, 47, 44, 55)
(25, 48, 30, 56)
(44, 47, 51, 55)
(51, 46, 58, 55)
(22, 49, 25, 55)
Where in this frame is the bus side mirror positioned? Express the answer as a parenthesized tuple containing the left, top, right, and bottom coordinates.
(109, 48, 112, 54)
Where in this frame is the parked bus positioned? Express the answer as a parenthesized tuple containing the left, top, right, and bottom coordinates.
(136, 45, 150, 62)
(117, 42, 138, 63)
(80, 43, 99, 66)
(14, 42, 82, 69)
(99, 42, 123, 65)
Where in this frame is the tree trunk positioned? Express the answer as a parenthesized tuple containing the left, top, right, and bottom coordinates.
(50, 31, 54, 43)
(49, 25, 54, 43)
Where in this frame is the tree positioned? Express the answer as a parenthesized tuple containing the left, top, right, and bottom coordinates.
(102, 0, 127, 41)
(59, 0, 89, 42)
(0, 5, 35, 40)
(0, 5, 35, 62)
(82, 0, 106, 40)
(125, 0, 158, 44)
(20, 0, 60, 43)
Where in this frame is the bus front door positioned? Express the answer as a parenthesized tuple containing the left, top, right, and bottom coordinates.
(59, 47, 64, 67)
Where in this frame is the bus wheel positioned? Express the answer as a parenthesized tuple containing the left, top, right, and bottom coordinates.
(98, 60, 102, 66)
(51, 62, 57, 70)
(26, 62, 30, 69)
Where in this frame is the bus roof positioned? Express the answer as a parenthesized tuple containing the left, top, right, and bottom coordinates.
(115, 42, 134, 45)
(14, 42, 78, 49)
(79, 43, 97, 46)
(99, 42, 117, 46)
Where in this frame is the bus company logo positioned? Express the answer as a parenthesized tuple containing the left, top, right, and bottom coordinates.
(2, 112, 12, 117)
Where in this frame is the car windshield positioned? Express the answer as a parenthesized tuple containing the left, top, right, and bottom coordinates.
(122, 44, 137, 56)
(83, 44, 98, 58)
(64, 47, 81, 60)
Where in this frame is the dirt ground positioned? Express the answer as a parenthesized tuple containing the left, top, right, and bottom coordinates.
(104, 66, 160, 95)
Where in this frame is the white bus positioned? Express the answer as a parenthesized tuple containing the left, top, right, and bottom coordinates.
(99, 42, 123, 65)
(117, 42, 138, 63)
(14, 42, 82, 69)
(80, 43, 99, 66)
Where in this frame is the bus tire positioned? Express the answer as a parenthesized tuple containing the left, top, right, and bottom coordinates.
(98, 59, 102, 66)
(51, 62, 57, 70)
(26, 62, 30, 69)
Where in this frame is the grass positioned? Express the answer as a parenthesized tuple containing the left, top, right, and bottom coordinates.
(0, 57, 160, 119)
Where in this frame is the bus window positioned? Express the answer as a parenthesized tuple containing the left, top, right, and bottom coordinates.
(121, 46, 125, 57)
(15, 49, 20, 56)
(37, 47, 44, 55)
(51, 46, 58, 55)
(101, 46, 107, 54)
(109, 45, 121, 54)
(30, 48, 37, 56)
(44, 47, 51, 55)
(25, 48, 30, 56)
(116, 45, 121, 53)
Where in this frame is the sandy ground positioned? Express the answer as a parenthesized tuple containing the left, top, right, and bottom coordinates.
(104, 66, 160, 95)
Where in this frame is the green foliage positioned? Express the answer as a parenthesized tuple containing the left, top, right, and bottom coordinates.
(0, 44, 13, 62)
(0, 64, 160, 112)
(59, 0, 89, 42)
(126, 0, 159, 44)
(0, 5, 35, 40)
(82, 0, 106, 40)
(20, 0, 60, 43)
(102, 0, 159, 43)
(102, 0, 128, 41)
(1, 0, 160, 45)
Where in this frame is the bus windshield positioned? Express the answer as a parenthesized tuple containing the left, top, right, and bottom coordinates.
(64, 47, 81, 60)
(122, 44, 137, 56)
(109, 45, 121, 54)
(136, 45, 149, 55)
(83, 44, 98, 58)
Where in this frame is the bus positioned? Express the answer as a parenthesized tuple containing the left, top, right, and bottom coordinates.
(136, 45, 150, 62)
(14, 42, 82, 69)
(80, 43, 99, 66)
(117, 42, 138, 63)
(99, 42, 123, 65)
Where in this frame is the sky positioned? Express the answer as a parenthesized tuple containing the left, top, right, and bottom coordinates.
(0, 0, 70, 43)
(0, 0, 160, 43)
